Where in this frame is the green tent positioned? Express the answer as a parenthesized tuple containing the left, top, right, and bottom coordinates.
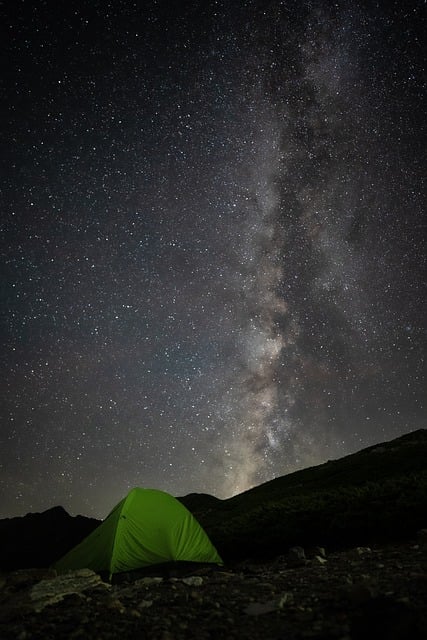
(54, 488, 222, 576)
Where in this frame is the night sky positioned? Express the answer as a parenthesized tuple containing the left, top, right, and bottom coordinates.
(2, 0, 426, 519)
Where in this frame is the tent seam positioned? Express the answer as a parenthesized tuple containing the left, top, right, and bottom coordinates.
(109, 495, 128, 579)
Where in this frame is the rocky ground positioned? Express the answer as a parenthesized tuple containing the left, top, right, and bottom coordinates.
(1, 536, 427, 640)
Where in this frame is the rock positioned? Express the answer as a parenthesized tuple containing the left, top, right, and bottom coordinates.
(314, 546, 327, 558)
(287, 546, 307, 567)
(30, 569, 110, 613)
(181, 576, 203, 586)
(257, 581, 275, 589)
(313, 555, 328, 565)
(244, 591, 295, 616)
(353, 547, 372, 557)
(138, 599, 153, 608)
(340, 581, 378, 606)
(277, 592, 294, 607)
(244, 600, 277, 615)
(107, 598, 125, 613)
(135, 576, 163, 586)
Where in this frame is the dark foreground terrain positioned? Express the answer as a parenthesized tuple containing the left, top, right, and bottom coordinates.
(1, 536, 427, 639)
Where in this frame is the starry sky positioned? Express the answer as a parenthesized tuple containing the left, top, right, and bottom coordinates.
(1, 0, 426, 519)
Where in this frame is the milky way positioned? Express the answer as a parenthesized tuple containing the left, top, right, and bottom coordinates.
(1, 1, 425, 518)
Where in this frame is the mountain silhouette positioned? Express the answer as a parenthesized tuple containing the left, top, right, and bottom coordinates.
(1, 429, 426, 570)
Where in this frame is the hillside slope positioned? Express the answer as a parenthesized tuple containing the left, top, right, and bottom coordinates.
(180, 429, 427, 560)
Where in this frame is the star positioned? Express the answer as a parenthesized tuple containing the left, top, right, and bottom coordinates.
(1, 0, 425, 518)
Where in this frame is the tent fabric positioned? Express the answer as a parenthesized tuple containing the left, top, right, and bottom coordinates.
(54, 488, 222, 575)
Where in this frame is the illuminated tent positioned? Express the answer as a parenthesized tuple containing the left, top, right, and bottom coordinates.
(54, 488, 222, 576)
